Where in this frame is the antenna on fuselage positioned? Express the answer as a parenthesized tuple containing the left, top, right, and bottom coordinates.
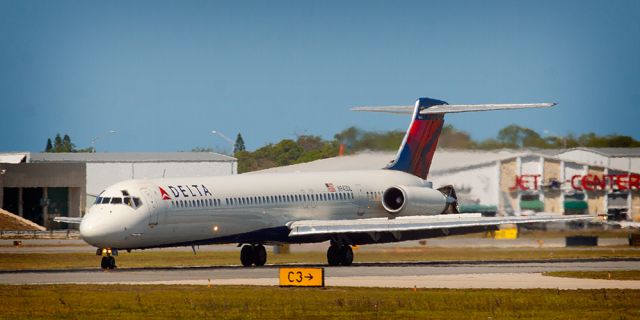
(162, 169, 166, 178)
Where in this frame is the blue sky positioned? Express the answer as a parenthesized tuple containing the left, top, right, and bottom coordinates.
(1, 0, 639, 153)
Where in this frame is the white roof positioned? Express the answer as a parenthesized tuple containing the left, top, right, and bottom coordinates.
(557, 147, 640, 158)
(29, 152, 236, 163)
(0, 153, 28, 164)
(254, 149, 522, 174)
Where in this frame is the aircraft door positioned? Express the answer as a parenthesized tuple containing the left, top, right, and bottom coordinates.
(355, 184, 365, 216)
(141, 188, 159, 227)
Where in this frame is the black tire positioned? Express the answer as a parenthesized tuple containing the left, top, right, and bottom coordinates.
(240, 245, 255, 267)
(254, 245, 267, 266)
(340, 246, 353, 266)
(108, 256, 117, 269)
(100, 257, 109, 270)
(327, 245, 340, 266)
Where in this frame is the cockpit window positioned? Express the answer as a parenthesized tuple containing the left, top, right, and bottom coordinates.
(94, 195, 142, 209)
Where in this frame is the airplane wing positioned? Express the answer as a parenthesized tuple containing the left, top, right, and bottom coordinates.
(287, 213, 592, 237)
(53, 217, 83, 224)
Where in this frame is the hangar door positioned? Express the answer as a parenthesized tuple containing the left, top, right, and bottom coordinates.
(22, 188, 44, 226)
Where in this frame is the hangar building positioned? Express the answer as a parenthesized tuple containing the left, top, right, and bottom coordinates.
(256, 148, 640, 222)
(0, 152, 237, 229)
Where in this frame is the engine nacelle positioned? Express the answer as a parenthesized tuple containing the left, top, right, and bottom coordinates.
(381, 185, 449, 216)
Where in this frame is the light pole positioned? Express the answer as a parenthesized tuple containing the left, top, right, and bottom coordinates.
(91, 130, 117, 153)
(211, 130, 236, 154)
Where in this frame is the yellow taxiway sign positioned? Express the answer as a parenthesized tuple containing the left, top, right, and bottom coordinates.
(279, 268, 324, 287)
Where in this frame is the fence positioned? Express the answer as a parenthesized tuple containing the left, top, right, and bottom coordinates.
(0, 230, 80, 239)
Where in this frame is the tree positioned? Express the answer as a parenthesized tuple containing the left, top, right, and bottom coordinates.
(62, 134, 75, 152)
(53, 134, 63, 152)
(439, 125, 476, 149)
(497, 125, 547, 148)
(45, 138, 53, 152)
(45, 133, 89, 152)
(234, 133, 246, 154)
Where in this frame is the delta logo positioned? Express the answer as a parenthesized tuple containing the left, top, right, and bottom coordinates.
(159, 187, 171, 200)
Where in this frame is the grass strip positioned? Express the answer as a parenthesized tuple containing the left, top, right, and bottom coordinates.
(1, 285, 639, 319)
(544, 270, 640, 281)
(1, 247, 640, 270)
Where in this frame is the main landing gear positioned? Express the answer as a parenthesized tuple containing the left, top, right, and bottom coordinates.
(97, 248, 118, 270)
(327, 244, 353, 266)
(240, 244, 267, 267)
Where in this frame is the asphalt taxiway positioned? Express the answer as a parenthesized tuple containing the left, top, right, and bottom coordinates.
(2, 260, 640, 289)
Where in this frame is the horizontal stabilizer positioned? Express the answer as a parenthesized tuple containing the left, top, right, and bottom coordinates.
(351, 103, 556, 115)
(288, 213, 591, 237)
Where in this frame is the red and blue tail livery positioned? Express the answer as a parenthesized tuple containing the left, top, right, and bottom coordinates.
(350, 97, 556, 180)
(386, 98, 447, 179)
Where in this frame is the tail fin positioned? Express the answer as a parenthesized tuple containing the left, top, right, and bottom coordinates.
(352, 97, 555, 179)
(386, 98, 446, 179)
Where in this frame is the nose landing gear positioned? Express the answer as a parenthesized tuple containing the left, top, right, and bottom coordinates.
(97, 248, 118, 270)
(239, 244, 267, 267)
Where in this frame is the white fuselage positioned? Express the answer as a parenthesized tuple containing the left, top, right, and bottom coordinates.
(79, 170, 441, 249)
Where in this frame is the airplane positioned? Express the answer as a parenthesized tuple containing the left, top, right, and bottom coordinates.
(56, 97, 593, 270)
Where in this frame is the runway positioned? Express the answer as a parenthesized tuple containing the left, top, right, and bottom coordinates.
(3, 259, 640, 289)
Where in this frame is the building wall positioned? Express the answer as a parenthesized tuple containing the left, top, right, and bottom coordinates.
(609, 158, 640, 173)
(521, 155, 541, 175)
(586, 166, 606, 215)
(563, 162, 585, 190)
(543, 159, 562, 213)
(558, 150, 609, 167)
(432, 163, 499, 206)
(86, 161, 236, 196)
(499, 159, 518, 212)
(632, 191, 640, 221)
(0, 163, 86, 224)
(0, 163, 85, 188)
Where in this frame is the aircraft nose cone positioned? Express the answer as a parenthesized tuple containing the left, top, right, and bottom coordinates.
(79, 208, 126, 248)
(79, 213, 108, 247)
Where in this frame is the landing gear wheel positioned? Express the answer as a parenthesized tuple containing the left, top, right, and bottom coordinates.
(254, 245, 267, 266)
(100, 256, 117, 270)
(327, 245, 353, 266)
(240, 245, 255, 267)
(339, 246, 353, 266)
(327, 245, 341, 266)
(108, 256, 116, 269)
